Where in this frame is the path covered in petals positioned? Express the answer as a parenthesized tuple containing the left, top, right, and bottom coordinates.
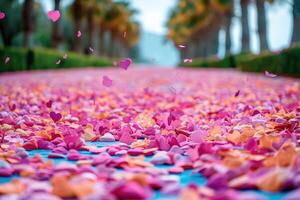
(0, 67, 300, 200)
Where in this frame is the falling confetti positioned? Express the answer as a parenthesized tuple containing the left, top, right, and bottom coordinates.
(56, 59, 61, 65)
(77, 30, 82, 38)
(63, 53, 68, 59)
(183, 58, 193, 63)
(0, 11, 5, 20)
(4, 56, 10, 64)
(47, 10, 60, 22)
(265, 70, 277, 78)
(178, 44, 186, 49)
(89, 47, 94, 53)
(119, 58, 132, 70)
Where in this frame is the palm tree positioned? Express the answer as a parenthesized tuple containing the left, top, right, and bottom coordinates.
(51, 0, 62, 49)
(167, 0, 233, 59)
(70, 0, 86, 52)
(291, 0, 300, 44)
(0, 0, 22, 46)
(86, 0, 101, 54)
(240, 0, 250, 53)
(22, 0, 35, 48)
(256, 0, 269, 52)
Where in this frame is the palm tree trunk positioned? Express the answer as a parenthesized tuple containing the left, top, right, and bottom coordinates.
(22, 0, 34, 48)
(241, 0, 250, 53)
(225, 16, 232, 55)
(291, 0, 300, 44)
(52, 0, 61, 49)
(99, 27, 106, 56)
(256, 0, 268, 52)
(87, 12, 95, 54)
(73, 19, 82, 52)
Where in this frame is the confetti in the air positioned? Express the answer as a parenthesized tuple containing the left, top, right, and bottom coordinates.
(47, 10, 60, 22)
(4, 56, 10, 64)
(119, 58, 132, 70)
(77, 30, 82, 38)
(63, 53, 68, 59)
(0, 11, 5, 20)
(265, 70, 277, 78)
(183, 58, 193, 63)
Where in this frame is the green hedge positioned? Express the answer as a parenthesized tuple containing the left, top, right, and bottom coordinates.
(0, 47, 112, 72)
(184, 55, 235, 68)
(0, 48, 28, 72)
(182, 45, 300, 77)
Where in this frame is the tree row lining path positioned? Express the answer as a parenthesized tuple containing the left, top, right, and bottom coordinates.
(0, 67, 300, 200)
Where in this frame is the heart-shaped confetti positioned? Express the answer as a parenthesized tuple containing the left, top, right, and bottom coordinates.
(77, 30, 82, 38)
(47, 10, 60, 22)
(119, 58, 132, 70)
(49, 111, 62, 122)
(0, 11, 5, 20)
(102, 75, 113, 87)
(46, 100, 52, 108)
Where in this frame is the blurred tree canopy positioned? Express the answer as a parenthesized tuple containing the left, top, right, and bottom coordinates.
(167, 0, 299, 60)
(0, 0, 141, 59)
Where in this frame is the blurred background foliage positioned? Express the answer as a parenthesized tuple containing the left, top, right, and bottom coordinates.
(167, 0, 300, 77)
(0, 0, 141, 71)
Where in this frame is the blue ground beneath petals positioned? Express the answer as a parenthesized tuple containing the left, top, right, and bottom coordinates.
(0, 141, 287, 200)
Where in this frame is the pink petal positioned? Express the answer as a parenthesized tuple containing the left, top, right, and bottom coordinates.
(56, 59, 61, 65)
(183, 58, 193, 63)
(119, 58, 132, 70)
(89, 47, 94, 53)
(0, 11, 6, 20)
(119, 131, 134, 144)
(178, 44, 186, 49)
(102, 75, 113, 87)
(234, 90, 240, 97)
(63, 53, 68, 59)
(77, 30, 82, 38)
(47, 10, 60, 22)
(4, 56, 10, 64)
(264, 71, 277, 78)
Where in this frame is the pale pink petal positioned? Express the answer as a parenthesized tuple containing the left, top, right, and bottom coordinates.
(183, 58, 193, 63)
(89, 47, 94, 53)
(56, 59, 61, 65)
(178, 44, 186, 49)
(264, 71, 277, 78)
(63, 53, 68, 59)
(4, 56, 10, 64)
(77, 30, 82, 38)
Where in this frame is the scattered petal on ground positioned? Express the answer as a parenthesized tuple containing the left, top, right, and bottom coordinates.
(0, 68, 299, 200)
